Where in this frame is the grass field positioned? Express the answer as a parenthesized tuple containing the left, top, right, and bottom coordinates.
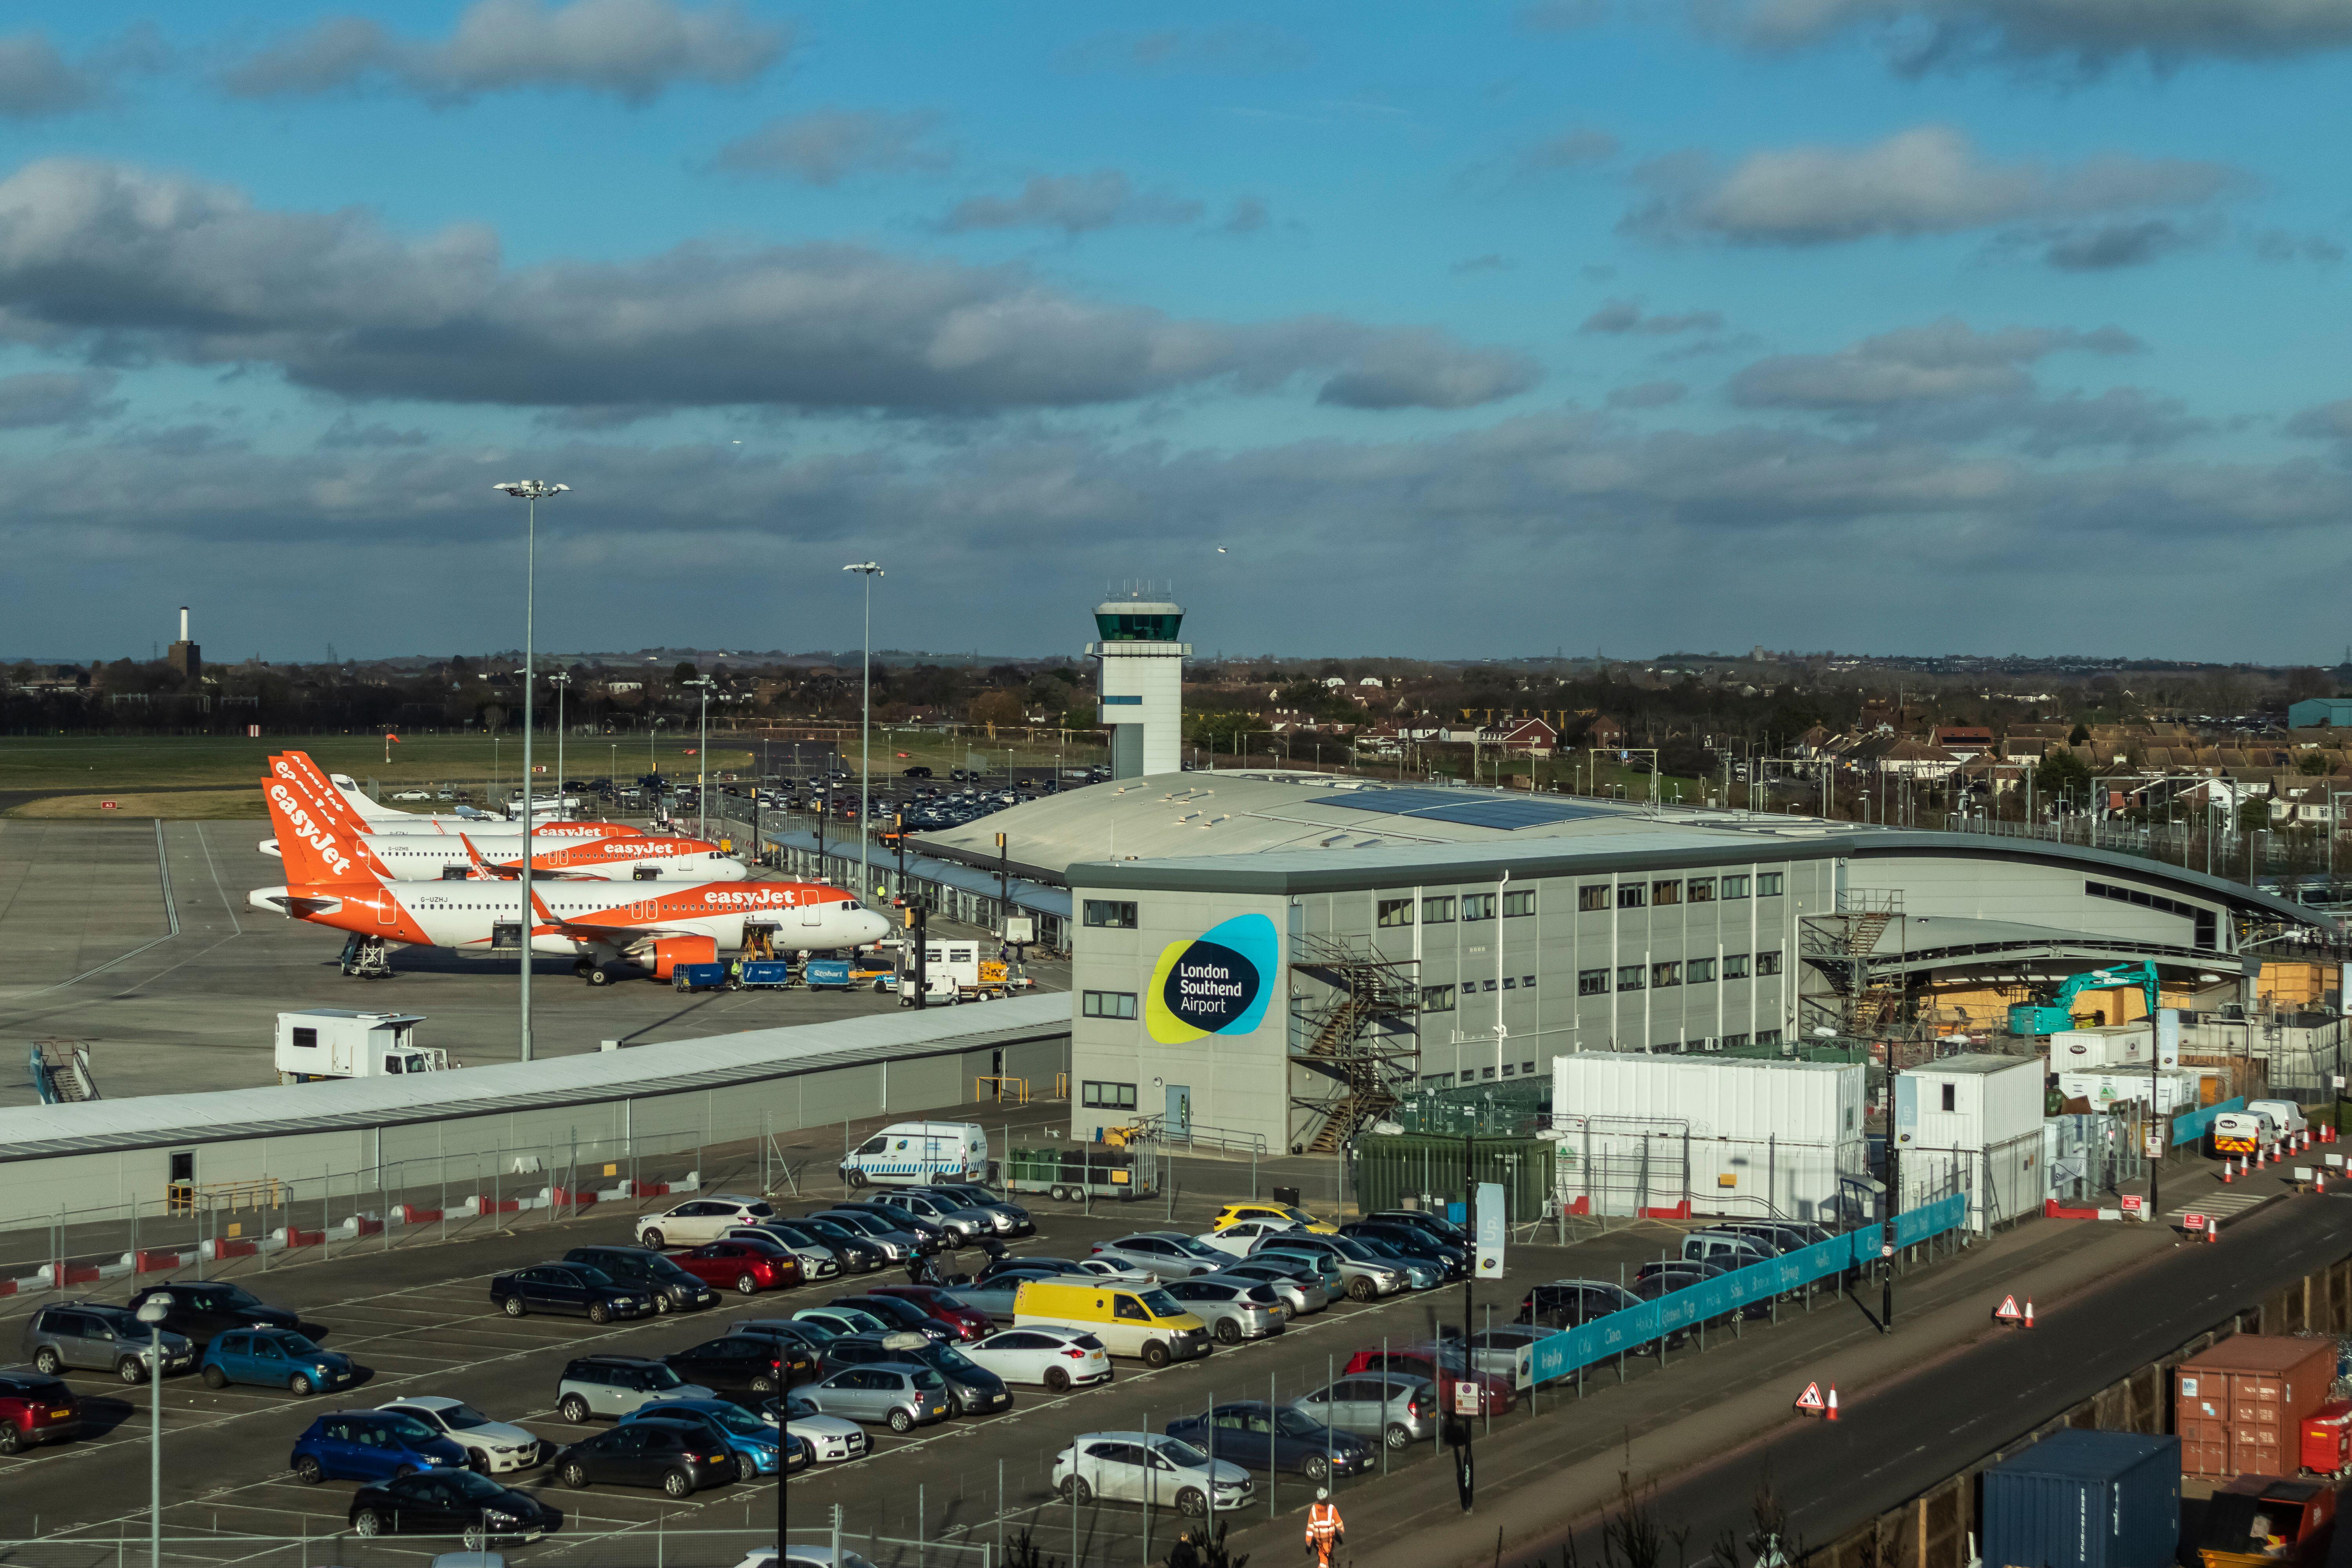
(0, 728, 1114, 817)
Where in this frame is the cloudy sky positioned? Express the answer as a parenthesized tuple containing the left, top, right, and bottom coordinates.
(3, 0, 2350, 664)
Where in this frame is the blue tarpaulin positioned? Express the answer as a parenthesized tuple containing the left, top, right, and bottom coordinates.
(1528, 1192, 1967, 1384)
(2169, 1096, 2245, 1148)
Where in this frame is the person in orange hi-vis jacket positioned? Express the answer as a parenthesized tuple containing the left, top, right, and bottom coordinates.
(1306, 1488, 1345, 1566)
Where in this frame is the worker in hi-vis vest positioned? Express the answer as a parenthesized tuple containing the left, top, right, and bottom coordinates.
(1306, 1488, 1345, 1566)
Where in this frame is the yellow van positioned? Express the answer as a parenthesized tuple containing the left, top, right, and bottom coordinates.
(1013, 1278, 1215, 1368)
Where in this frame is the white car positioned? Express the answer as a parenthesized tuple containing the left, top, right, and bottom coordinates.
(1194, 1218, 1301, 1258)
(390, 790, 432, 802)
(1071, 1258, 1158, 1287)
(376, 1397, 547, 1475)
(962, 1327, 1112, 1392)
(637, 1195, 776, 1248)
(1053, 1431, 1254, 1515)
(784, 1390, 871, 1465)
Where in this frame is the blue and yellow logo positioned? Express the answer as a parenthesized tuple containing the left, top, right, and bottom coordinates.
(1145, 913, 1278, 1044)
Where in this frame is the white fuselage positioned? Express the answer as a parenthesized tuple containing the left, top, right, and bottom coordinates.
(257, 835, 748, 882)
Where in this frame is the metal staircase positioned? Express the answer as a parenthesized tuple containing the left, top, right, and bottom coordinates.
(1288, 935, 1421, 1156)
(29, 1040, 99, 1105)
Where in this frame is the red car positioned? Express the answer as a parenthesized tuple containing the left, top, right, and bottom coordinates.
(0, 1370, 79, 1453)
(663, 1238, 802, 1294)
(866, 1284, 994, 1342)
(1342, 1345, 1517, 1417)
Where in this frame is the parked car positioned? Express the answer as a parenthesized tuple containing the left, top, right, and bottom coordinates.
(634, 1196, 778, 1249)
(1366, 1209, 1473, 1249)
(1209, 1202, 1335, 1235)
(201, 1329, 358, 1396)
(962, 1327, 1112, 1392)
(1202, 1261, 1328, 1316)
(1243, 1248, 1347, 1305)
(1250, 1235, 1405, 1301)
(489, 1263, 652, 1324)
(21, 1303, 195, 1384)
(1089, 1234, 1230, 1279)
(1053, 1431, 1254, 1515)
(949, 1269, 1062, 1322)
(1340, 1233, 1441, 1290)
(1291, 1372, 1438, 1449)
(782, 1388, 870, 1464)
(877, 1190, 1001, 1241)
(909, 1183, 1034, 1235)
(819, 1330, 1012, 1415)
(1711, 1220, 1831, 1254)
(1194, 1218, 1303, 1258)
(1452, 1325, 1560, 1384)
(662, 1334, 789, 1401)
(0, 1372, 78, 1452)
(1518, 1280, 1643, 1331)
(553, 1415, 737, 1497)
(665, 1239, 800, 1295)
(1680, 1230, 1778, 1271)
(347, 1470, 561, 1548)
(800, 1210, 922, 1263)
(730, 1327, 821, 1389)
(1343, 1345, 1516, 1416)
(794, 1363, 955, 1433)
(774, 1219, 886, 1272)
(1165, 1401, 1375, 1483)
(290, 1410, 468, 1483)
(124, 1281, 302, 1344)
(829, 1294, 956, 1343)
(377, 1397, 548, 1475)
(1069, 1258, 1162, 1286)
(561, 1246, 720, 1313)
(793, 1306, 893, 1340)
(1159, 1279, 1286, 1343)
(554, 1357, 717, 1423)
(623, 1399, 782, 1482)
(784, 1430, 813, 1475)
(977, 1254, 1085, 1284)
(1338, 1222, 1468, 1280)
(751, 1223, 849, 1279)
(829, 1203, 955, 1254)
(864, 1285, 994, 1342)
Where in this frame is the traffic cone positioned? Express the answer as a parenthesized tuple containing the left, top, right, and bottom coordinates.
(2223, 1160, 2235, 1183)
(2023, 1300, 2036, 1329)
(2318, 1170, 2328, 1195)
(2207, 1219, 2220, 1243)
(1826, 1386, 1840, 1421)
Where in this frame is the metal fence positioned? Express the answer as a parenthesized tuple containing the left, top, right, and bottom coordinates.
(1352, 1134, 1554, 1221)
(0, 1525, 780, 1567)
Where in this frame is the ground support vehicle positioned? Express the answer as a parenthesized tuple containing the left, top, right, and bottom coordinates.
(1006, 1143, 1161, 1204)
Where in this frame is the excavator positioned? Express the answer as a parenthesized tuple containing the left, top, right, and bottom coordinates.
(2006, 960, 2162, 1036)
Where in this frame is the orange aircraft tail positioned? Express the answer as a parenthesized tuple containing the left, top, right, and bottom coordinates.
(262, 755, 379, 884)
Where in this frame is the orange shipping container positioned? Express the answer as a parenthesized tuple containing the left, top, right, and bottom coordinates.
(2174, 1336, 2339, 1478)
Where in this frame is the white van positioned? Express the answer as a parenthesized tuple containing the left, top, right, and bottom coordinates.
(2247, 1099, 2309, 1139)
(276, 1010, 449, 1083)
(840, 1121, 990, 1189)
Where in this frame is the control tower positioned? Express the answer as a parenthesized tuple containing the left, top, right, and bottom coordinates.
(1087, 591, 1190, 779)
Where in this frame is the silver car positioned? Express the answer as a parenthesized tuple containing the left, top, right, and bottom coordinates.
(1291, 1372, 1435, 1450)
(554, 1357, 716, 1423)
(1454, 1325, 1556, 1385)
(1250, 1235, 1404, 1301)
(1091, 1233, 1230, 1280)
(1247, 1248, 1347, 1304)
(1159, 1278, 1285, 1343)
(21, 1304, 195, 1383)
(796, 1362, 955, 1434)
(1053, 1431, 1254, 1516)
(878, 1191, 1001, 1241)
(1203, 1261, 1329, 1316)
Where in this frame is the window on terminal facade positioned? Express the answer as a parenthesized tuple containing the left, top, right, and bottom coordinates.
(1462, 894, 1497, 921)
(1686, 878, 1715, 903)
(1083, 900, 1137, 929)
(1757, 873, 1785, 897)
(1578, 969, 1609, 996)
(1720, 876, 1750, 899)
(1617, 885, 1646, 909)
(1651, 880, 1681, 906)
(1650, 961, 1681, 988)
(1502, 890, 1536, 917)
(1685, 958, 1715, 984)
(1756, 951, 1783, 976)
(1578, 886, 1609, 912)
(1722, 953, 1749, 979)
(1423, 896, 1456, 924)
(1083, 1082, 1138, 1110)
(1421, 984, 1455, 1013)
(1376, 898, 1414, 929)
(1616, 964, 1646, 991)
(1082, 991, 1138, 1020)
(1755, 1029, 1782, 1045)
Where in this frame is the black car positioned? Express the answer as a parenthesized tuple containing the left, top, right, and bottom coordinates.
(831, 1201, 957, 1252)
(562, 1246, 720, 1313)
(124, 1282, 302, 1344)
(1166, 1401, 1375, 1483)
(812, 1207, 940, 1259)
(489, 1263, 653, 1323)
(910, 1184, 1035, 1236)
(830, 1295, 954, 1342)
(349, 1470, 560, 1548)
(662, 1335, 788, 1401)
(1517, 1280, 1642, 1331)
(553, 1416, 736, 1498)
(1339, 1222, 1469, 1279)
(977, 1254, 1083, 1285)
(1367, 1210, 1473, 1250)
(820, 1332, 1011, 1416)
(782, 1218, 887, 1272)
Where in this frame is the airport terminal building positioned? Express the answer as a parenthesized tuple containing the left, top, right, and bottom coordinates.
(918, 772, 2325, 1158)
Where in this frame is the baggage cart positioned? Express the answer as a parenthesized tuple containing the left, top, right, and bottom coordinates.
(1005, 1142, 1161, 1203)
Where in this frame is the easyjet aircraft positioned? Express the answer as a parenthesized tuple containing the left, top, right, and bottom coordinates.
(283, 753, 646, 838)
(254, 757, 745, 882)
(250, 764, 885, 977)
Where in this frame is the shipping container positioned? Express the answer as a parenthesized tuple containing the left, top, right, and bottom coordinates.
(2300, 1399, 2351, 1479)
(2056, 1068, 2202, 1117)
(1549, 1054, 1867, 1224)
(2175, 1336, 2338, 1479)
(1980, 1428, 2181, 1568)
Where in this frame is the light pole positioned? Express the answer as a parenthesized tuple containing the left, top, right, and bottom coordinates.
(843, 563, 883, 903)
(548, 670, 571, 819)
(684, 677, 715, 837)
(137, 1290, 173, 1567)
(492, 478, 566, 1064)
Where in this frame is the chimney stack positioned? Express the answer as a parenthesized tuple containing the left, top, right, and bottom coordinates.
(179, 606, 189, 642)
(167, 606, 201, 684)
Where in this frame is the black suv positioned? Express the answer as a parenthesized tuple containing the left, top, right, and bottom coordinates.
(552, 1416, 733, 1497)
(1516, 1280, 1641, 1331)
(563, 1247, 719, 1313)
(662, 1334, 789, 1401)
(124, 1281, 302, 1345)
(1368, 1210, 1472, 1249)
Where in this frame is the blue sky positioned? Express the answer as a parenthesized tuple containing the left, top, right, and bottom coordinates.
(2, 0, 2350, 664)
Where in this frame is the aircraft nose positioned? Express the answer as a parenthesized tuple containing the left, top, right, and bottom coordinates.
(856, 910, 892, 945)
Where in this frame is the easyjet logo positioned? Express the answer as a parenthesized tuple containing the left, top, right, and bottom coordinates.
(700, 888, 796, 906)
(267, 783, 355, 878)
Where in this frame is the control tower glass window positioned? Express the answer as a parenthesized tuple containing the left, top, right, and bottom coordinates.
(1093, 611, 1185, 642)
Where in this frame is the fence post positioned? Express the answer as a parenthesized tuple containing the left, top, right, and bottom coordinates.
(323, 1166, 332, 1261)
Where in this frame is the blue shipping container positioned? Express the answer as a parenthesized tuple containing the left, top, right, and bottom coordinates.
(737, 960, 793, 988)
(671, 963, 729, 992)
(1981, 1430, 2180, 1568)
(805, 958, 853, 989)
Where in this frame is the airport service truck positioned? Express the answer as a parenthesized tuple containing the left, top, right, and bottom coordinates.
(276, 1010, 452, 1083)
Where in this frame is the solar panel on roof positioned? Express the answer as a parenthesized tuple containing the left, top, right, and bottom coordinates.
(1323, 789, 1616, 830)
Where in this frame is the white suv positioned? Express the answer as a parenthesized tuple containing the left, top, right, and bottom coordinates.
(636, 1196, 775, 1249)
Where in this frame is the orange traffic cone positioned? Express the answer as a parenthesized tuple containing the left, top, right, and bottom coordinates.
(2223, 1160, 2235, 1183)
(2207, 1219, 2220, 1243)
(1826, 1386, 1840, 1421)
(2023, 1300, 2036, 1329)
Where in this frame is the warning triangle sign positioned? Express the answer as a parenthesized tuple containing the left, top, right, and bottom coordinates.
(1794, 1381, 1825, 1412)
(1994, 1294, 2022, 1321)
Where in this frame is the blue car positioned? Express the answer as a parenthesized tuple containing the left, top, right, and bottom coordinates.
(621, 1398, 781, 1482)
(201, 1328, 358, 1396)
(290, 1410, 467, 1485)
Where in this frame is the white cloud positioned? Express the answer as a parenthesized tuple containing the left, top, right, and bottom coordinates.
(1626, 125, 2239, 250)
(1580, 298, 1726, 335)
(709, 110, 949, 185)
(222, 0, 785, 105)
(1730, 317, 2139, 408)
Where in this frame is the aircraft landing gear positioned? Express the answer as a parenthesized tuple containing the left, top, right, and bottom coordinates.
(339, 935, 394, 979)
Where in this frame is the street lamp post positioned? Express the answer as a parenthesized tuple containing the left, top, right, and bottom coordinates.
(137, 1290, 173, 1568)
(492, 479, 567, 1064)
(843, 563, 884, 903)
(684, 677, 715, 838)
(548, 670, 570, 820)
